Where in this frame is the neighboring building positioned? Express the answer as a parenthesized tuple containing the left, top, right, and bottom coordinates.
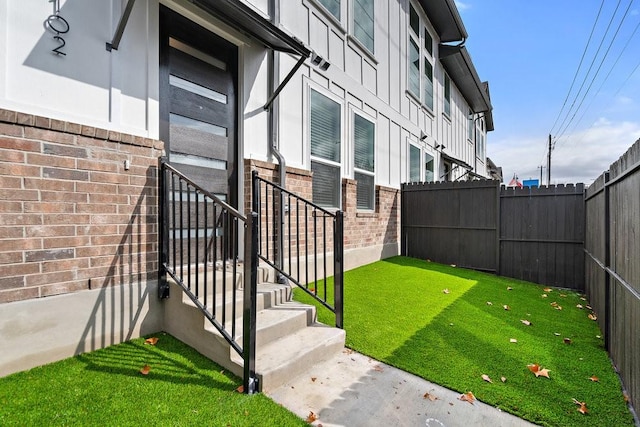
(0, 0, 493, 375)
(487, 157, 503, 181)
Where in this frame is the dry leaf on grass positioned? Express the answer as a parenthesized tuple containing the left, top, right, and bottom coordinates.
(520, 319, 532, 326)
(503, 305, 511, 311)
(442, 289, 450, 294)
(563, 338, 572, 344)
(527, 363, 551, 378)
(481, 374, 492, 383)
(486, 301, 493, 305)
(589, 375, 599, 382)
(507, 286, 513, 291)
(306, 411, 318, 423)
(501, 376, 507, 383)
(544, 288, 552, 292)
(576, 304, 583, 309)
(139, 364, 151, 375)
(236, 385, 244, 393)
(588, 313, 598, 321)
(458, 391, 475, 404)
(144, 337, 159, 345)
(541, 293, 548, 298)
(572, 398, 589, 414)
(510, 338, 518, 343)
(554, 332, 561, 336)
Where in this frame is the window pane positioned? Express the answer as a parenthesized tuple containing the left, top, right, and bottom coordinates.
(353, 0, 374, 53)
(409, 4, 419, 35)
(317, 0, 340, 20)
(409, 145, 420, 182)
(422, 59, 433, 110)
(311, 90, 341, 163)
(424, 28, 433, 56)
(355, 172, 374, 210)
(409, 39, 420, 97)
(354, 114, 375, 172)
(425, 152, 434, 182)
(444, 74, 451, 116)
(312, 161, 340, 208)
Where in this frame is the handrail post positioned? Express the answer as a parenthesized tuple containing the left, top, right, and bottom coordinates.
(242, 178, 260, 394)
(334, 210, 344, 329)
(158, 157, 170, 299)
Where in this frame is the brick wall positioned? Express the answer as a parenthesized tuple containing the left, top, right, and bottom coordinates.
(0, 109, 163, 304)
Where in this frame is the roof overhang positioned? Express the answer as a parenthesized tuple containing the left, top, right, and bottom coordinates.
(482, 82, 495, 131)
(417, 0, 468, 43)
(190, 0, 311, 57)
(439, 44, 492, 114)
(441, 151, 473, 170)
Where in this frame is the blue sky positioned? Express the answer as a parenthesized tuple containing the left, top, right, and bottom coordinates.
(456, 1, 640, 184)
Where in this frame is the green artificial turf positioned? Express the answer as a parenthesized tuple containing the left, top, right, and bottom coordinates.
(294, 256, 635, 427)
(0, 333, 306, 427)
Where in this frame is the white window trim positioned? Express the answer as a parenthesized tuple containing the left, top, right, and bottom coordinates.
(424, 148, 436, 183)
(407, 1, 435, 113)
(408, 140, 422, 182)
(306, 80, 345, 209)
(443, 72, 452, 119)
(348, 0, 376, 62)
(351, 108, 376, 211)
(304, 0, 347, 34)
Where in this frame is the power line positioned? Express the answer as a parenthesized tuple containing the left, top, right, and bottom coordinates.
(548, 0, 606, 136)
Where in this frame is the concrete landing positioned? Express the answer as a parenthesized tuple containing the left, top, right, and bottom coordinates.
(267, 349, 537, 427)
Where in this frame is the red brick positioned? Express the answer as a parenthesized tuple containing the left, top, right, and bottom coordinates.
(41, 191, 87, 203)
(0, 201, 23, 213)
(42, 214, 90, 225)
(90, 171, 129, 184)
(42, 258, 89, 273)
(25, 270, 75, 287)
(77, 266, 112, 280)
(76, 181, 118, 194)
(93, 150, 123, 163)
(91, 214, 133, 225)
(50, 119, 66, 132)
(27, 153, 76, 169)
(0, 176, 21, 189)
(95, 128, 109, 140)
(26, 224, 75, 239)
(24, 202, 75, 214)
(80, 126, 96, 137)
(0, 109, 17, 123)
(89, 193, 128, 205)
(65, 122, 81, 134)
(25, 178, 74, 192)
(77, 158, 119, 173)
(0, 251, 22, 265)
(0, 263, 40, 277)
(76, 224, 119, 236)
(0, 275, 24, 290)
(0, 136, 39, 151)
(16, 113, 34, 126)
(43, 167, 88, 181)
(76, 203, 117, 214)
(40, 280, 88, 297)
(76, 245, 120, 257)
(34, 116, 51, 128)
(91, 234, 126, 246)
(1, 213, 42, 225)
(107, 131, 122, 142)
(24, 127, 75, 144)
(25, 248, 74, 262)
(0, 287, 39, 303)
(0, 164, 41, 179)
(0, 149, 25, 162)
(43, 236, 90, 249)
(0, 238, 40, 251)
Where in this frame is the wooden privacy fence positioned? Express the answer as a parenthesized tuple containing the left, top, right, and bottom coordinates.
(585, 139, 640, 414)
(401, 180, 585, 290)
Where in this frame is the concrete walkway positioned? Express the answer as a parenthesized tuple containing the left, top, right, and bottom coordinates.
(267, 349, 537, 427)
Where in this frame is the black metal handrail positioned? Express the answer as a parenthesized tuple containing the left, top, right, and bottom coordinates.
(159, 158, 258, 393)
(252, 170, 344, 328)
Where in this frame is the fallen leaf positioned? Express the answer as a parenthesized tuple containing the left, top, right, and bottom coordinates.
(563, 338, 572, 344)
(543, 288, 552, 292)
(306, 411, 318, 423)
(373, 365, 384, 372)
(139, 364, 151, 375)
(586, 305, 592, 310)
(550, 301, 558, 307)
(450, 264, 457, 268)
(343, 348, 354, 355)
(144, 337, 159, 345)
(510, 338, 518, 343)
(486, 301, 493, 305)
(503, 305, 511, 311)
(588, 313, 598, 321)
(541, 293, 548, 298)
(580, 297, 587, 301)
(507, 286, 513, 291)
(458, 391, 475, 404)
(555, 306, 563, 311)
(442, 289, 450, 294)
(236, 385, 244, 393)
(560, 294, 567, 298)
(596, 335, 602, 339)
(482, 374, 492, 383)
(624, 393, 630, 402)
(572, 398, 588, 414)
(554, 332, 561, 336)
(501, 376, 507, 383)
(520, 319, 531, 326)
(576, 304, 583, 309)
(589, 375, 599, 382)
(311, 377, 317, 382)
(423, 392, 438, 401)
(527, 364, 551, 378)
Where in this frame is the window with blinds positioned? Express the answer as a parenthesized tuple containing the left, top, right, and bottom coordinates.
(317, 0, 340, 21)
(353, 113, 375, 209)
(310, 89, 342, 208)
(353, 0, 374, 53)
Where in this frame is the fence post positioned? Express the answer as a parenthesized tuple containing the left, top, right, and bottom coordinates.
(243, 211, 259, 394)
(603, 171, 611, 351)
(158, 157, 170, 299)
(495, 181, 501, 276)
(334, 210, 344, 329)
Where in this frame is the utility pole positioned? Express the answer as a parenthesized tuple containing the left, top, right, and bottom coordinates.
(538, 165, 545, 185)
(547, 134, 552, 185)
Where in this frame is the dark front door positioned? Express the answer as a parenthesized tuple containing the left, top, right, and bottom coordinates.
(160, 6, 238, 207)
